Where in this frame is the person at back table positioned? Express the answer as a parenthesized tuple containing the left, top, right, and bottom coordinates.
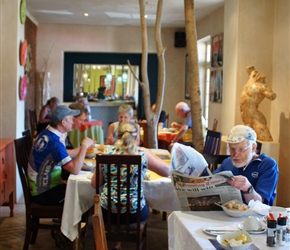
(91, 121, 170, 250)
(139, 103, 167, 128)
(169, 102, 207, 150)
(37, 96, 60, 134)
(27, 105, 95, 206)
(213, 125, 279, 206)
(105, 104, 139, 145)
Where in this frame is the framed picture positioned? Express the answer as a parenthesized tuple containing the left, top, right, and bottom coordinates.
(185, 54, 190, 99)
(210, 70, 223, 103)
(211, 33, 223, 67)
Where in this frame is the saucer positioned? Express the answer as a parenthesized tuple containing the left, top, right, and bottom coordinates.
(237, 223, 266, 234)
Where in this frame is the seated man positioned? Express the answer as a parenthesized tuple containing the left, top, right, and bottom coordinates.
(213, 125, 279, 206)
(27, 105, 95, 206)
(170, 102, 193, 146)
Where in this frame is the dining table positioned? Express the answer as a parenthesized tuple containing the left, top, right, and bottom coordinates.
(67, 119, 104, 148)
(168, 210, 290, 250)
(60, 148, 179, 243)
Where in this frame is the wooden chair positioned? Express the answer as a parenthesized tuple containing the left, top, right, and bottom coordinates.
(14, 135, 64, 250)
(212, 118, 218, 131)
(137, 122, 150, 148)
(203, 154, 230, 172)
(165, 113, 169, 128)
(203, 129, 222, 155)
(158, 139, 169, 150)
(95, 154, 147, 250)
(256, 141, 262, 154)
(22, 129, 33, 151)
(93, 194, 108, 250)
(29, 109, 38, 138)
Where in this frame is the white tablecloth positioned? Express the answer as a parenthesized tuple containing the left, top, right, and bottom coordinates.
(143, 177, 179, 212)
(168, 211, 289, 250)
(61, 171, 95, 241)
(61, 170, 179, 241)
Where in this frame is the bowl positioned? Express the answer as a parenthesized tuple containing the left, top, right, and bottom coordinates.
(216, 230, 253, 250)
(222, 199, 249, 217)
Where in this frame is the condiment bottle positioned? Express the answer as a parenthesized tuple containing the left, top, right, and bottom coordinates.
(277, 217, 286, 246)
(285, 210, 290, 246)
(266, 220, 277, 247)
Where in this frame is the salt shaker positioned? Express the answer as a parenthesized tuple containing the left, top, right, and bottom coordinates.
(266, 220, 277, 247)
(277, 217, 286, 246)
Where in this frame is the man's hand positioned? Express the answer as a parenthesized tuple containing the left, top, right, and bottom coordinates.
(171, 122, 180, 128)
(228, 175, 251, 192)
(81, 137, 95, 149)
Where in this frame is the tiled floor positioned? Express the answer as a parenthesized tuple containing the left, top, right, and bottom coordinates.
(0, 203, 168, 250)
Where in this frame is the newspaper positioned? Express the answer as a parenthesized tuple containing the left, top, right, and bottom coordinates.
(170, 143, 242, 211)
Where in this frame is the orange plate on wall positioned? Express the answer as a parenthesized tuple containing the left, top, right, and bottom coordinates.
(19, 75, 27, 101)
(20, 39, 28, 66)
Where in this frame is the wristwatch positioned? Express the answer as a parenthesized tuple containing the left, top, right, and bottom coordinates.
(242, 185, 253, 194)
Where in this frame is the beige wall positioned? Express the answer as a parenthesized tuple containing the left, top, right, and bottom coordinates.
(196, 0, 289, 207)
(0, 0, 26, 202)
(36, 24, 187, 124)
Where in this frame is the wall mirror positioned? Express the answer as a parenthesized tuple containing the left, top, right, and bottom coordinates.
(73, 64, 139, 102)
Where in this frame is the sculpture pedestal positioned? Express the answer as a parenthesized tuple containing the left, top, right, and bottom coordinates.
(221, 135, 280, 161)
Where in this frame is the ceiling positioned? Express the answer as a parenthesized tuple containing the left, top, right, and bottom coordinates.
(26, 0, 224, 28)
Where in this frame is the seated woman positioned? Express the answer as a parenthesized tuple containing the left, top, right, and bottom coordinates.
(37, 96, 60, 134)
(91, 121, 170, 250)
(105, 104, 139, 145)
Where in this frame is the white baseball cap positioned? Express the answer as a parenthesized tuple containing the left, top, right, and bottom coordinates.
(226, 125, 257, 143)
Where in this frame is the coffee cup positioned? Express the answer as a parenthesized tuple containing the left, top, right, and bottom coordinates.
(269, 206, 287, 220)
(243, 216, 262, 231)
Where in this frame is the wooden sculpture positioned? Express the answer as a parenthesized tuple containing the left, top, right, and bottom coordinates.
(240, 66, 276, 141)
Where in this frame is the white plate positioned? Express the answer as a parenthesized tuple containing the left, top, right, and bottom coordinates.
(202, 224, 240, 236)
(237, 223, 266, 234)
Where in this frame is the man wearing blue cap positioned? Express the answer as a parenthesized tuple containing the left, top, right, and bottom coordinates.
(27, 105, 95, 206)
(213, 125, 278, 206)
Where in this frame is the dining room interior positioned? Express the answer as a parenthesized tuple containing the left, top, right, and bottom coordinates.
(0, 0, 289, 249)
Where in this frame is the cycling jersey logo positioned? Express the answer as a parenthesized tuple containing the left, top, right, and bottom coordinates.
(35, 135, 49, 152)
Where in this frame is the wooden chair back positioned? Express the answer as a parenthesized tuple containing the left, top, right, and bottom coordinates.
(203, 154, 230, 172)
(29, 109, 38, 138)
(95, 154, 147, 250)
(22, 129, 33, 152)
(165, 113, 169, 128)
(14, 135, 63, 249)
(212, 119, 218, 131)
(203, 130, 222, 155)
(256, 141, 262, 154)
(93, 194, 108, 250)
(137, 122, 149, 148)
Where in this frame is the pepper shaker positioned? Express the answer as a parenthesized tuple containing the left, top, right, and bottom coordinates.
(267, 220, 277, 247)
(277, 217, 286, 246)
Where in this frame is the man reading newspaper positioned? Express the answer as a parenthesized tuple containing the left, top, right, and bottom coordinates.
(170, 143, 242, 211)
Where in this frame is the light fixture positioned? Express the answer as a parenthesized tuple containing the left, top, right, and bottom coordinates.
(117, 75, 122, 83)
(84, 13, 89, 17)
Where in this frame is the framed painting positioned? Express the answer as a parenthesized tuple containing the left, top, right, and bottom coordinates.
(210, 70, 223, 103)
(211, 33, 223, 67)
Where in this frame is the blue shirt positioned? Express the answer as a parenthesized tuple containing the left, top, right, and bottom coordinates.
(213, 153, 278, 206)
(27, 126, 72, 196)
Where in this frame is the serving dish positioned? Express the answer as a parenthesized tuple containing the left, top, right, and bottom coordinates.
(216, 230, 253, 250)
(221, 199, 249, 217)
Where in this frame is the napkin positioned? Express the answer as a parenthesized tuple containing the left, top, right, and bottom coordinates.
(248, 199, 270, 216)
(209, 239, 260, 250)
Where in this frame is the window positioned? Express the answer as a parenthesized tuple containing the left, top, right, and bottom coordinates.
(198, 36, 211, 128)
